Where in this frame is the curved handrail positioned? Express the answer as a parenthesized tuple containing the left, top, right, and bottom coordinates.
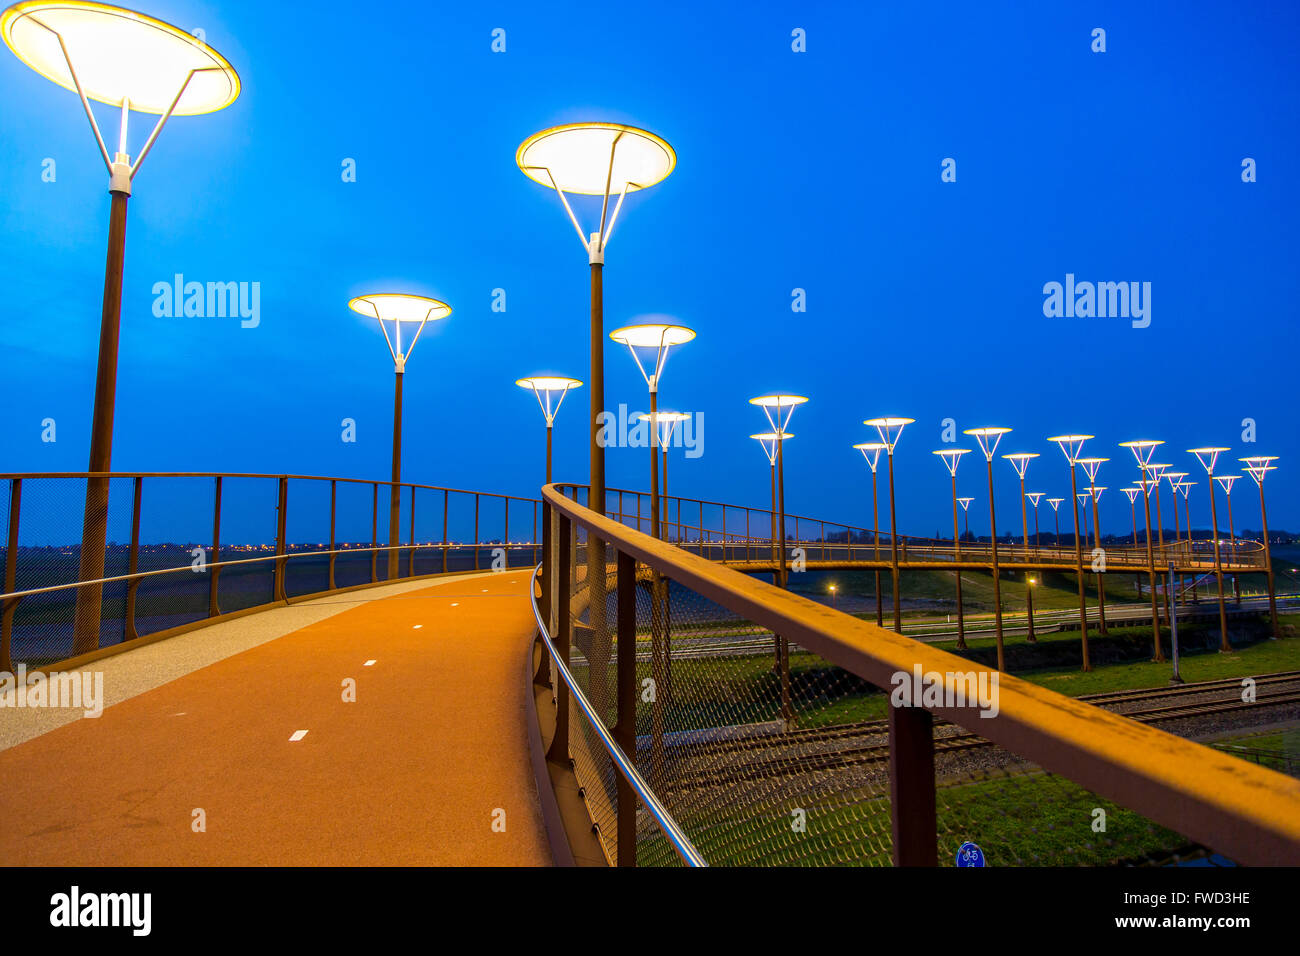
(527, 564, 706, 867)
(542, 482, 1300, 865)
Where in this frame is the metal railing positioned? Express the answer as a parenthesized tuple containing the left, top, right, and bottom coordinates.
(590, 485, 1267, 571)
(0, 472, 540, 670)
(534, 482, 1300, 867)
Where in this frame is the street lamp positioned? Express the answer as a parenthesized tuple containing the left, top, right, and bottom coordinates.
(1002, 452, 1039, 644)
(753, 395, 808, 588)
(1047, 435, 1095, 670)
(933, 448, 971, 648)
(1162, 472, 1189, 544)
(1047, 497, 1064, 551)
(755, 433, 793, 570)
(1120, 440, 1167, 662)
(2, 1, 240, 653)
(958, 496, 974, 542)
(637, 411, 692, 541)
(1213, 474, 1242, 601)
(349, 294, 452, 580)
(829, 583, 838, 608)
(1122, 487, 1141, 546)
(1026, 492, 1044, 556)
(516, 376, 582, 484)
(1076, 457, 1110, 636)
(1241, 457, 1280, 638)
(611, 322, 695, 540)
(1189, 447, 1231, 651)
(963, 426, 1011, 670)
(856, 442, 889, 627)
(1177, 481, 1198, 604)
(866, 418, 914, 632)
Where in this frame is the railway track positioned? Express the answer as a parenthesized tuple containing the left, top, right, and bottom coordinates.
(659, 672, 1300, 792)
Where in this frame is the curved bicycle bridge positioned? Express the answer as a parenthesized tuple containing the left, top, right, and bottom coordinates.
(0, 472, 1294, 867)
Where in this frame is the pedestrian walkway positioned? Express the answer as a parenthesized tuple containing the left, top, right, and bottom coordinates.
(0, 573, 551, 866)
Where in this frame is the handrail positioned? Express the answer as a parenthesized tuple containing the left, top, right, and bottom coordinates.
(527, 564, 706, 867)
(542, 482, 1300, 866)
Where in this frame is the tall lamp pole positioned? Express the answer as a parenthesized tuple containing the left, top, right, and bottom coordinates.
(1002, 453, 1039, 644)
(933, 448, 971, 649)
(1178, 482, 1199, 604)
(855, 443, 889, 627)
(1047, 497, 1064, 552)
(1241, 457, 1280, 638)
(516, 376, 582, 485)
(517, 122, 676, 705)
(638, 412, 691, 540)
(755, 433, 792, 572)
(1214, 474, 1241, 602)
(350, 294, 452, 580)
(1076, 458, 1110, 636)
(964, 427, 1011, 670)
(1048, 436, 1095, 670)
(1190, 447, 1232, 651)
(1120, 440, 1167, 662)
(958, 497, 974, 543)
(751, 395, 807, 725)
(3, 2, 241, 653)
(866, 418, 915, 632)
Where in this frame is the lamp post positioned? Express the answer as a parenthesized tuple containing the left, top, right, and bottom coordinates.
(866, 418, 914, 632)
(350, 294, 452, 579)
(964, 427, 1011, 670)
(1048, 436, 1094, 670)
(610, 322, 695, 540)
(755, 433, 792, 572)
(518, 125, 675, 719)
(958, 497, 974, 542)
(1120, 440, 1166, 662)
(933, 448, 971, 649)
(1002, 452, 1039, 643)
(637, 411, 691, 541)
(1123, 488, 1141, 547)
(1178, 481, 1198, 604)
(829, 583, 838, 609)
(1163, 472, 1189, 545)
(1189, 448, 1231, 651)
(1214, 474, 1241, 602)
(1241, 457, 1280, 638)
(516, 376, 582, 485)
(1026, 492, 1044, 557)
(1076, 457, 1110, 636)
(855, 443, 889, 627)
(1047, 497, 1064, 552)
(3, 1, 240, 653)
(752, 396, 808, 587)
(751, 394, 807, 725)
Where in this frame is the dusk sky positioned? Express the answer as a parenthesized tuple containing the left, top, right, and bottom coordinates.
(2, 0, 1296, 543)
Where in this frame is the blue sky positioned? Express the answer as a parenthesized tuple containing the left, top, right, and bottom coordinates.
(2, 0, 1296, 544)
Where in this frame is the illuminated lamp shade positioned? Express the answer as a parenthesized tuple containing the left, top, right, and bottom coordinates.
(348, 294, 452, 324)
(516, 122, 676, 195)
(609, 324, 696, 348)
(1, 1, 239, 114)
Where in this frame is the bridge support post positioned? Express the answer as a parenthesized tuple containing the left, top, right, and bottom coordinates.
(547, 513, 573, 765)
(615, 550, 637, 866)
(889, 704, 937, 866)
(274, 477, 289, 602)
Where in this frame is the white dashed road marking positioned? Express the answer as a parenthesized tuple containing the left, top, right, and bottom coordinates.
(289, 730, 309, 742)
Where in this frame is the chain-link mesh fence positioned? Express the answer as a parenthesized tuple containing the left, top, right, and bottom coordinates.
(539, 490, 1286, 868)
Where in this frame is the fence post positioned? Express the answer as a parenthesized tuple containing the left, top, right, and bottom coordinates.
(442, 489, 449, 573)
(889, 704, 938, 866)
(1, 478, 22, 673)
(125, 477, 142, 640)
(409, 485, 417, 578)
(546, 512, 573, 765)
(615, 548, 637, 867)
(370, 482, 378, 584)
(209, 476, 222, 617)
(274, 477, 288, 602)
(504, 497, 510, 570)
(474, 493, 481, 571)
(328, 480, 337, 590)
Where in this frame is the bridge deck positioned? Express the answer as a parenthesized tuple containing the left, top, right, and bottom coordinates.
(0, 574, 550, 866)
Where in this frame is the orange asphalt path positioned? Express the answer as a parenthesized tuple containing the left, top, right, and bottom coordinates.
(0, 574, 551, 866)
